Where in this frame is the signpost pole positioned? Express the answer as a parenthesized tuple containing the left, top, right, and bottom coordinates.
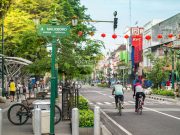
(50, 19, 57, 135)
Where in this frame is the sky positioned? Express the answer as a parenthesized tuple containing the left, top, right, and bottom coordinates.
(80, 0, 180, 54)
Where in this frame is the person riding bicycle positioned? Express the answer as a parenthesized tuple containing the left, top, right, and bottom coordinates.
(133, 79, 145, 112)
(112, 81, 124, 109)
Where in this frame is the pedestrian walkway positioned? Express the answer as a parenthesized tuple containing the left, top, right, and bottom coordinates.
(0, 96, 72, 135)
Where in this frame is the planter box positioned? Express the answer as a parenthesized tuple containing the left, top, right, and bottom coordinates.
(79, 127, 93, 135)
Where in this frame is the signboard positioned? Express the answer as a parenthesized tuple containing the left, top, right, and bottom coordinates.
(131, 35, 143, 63)
(119, 66, 127, 69)
(38, 24, 70, 37)
(173, 40, 180, 48)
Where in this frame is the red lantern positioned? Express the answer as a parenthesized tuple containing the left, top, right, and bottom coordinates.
(112, 34, 117, 39)
(168, 33, 173, 38)
(101, 33, 106, 38)
(124, 34, 129, 39)
(78, 31, 83, 36)
(157, 34, 163, 39)
(145, 35, 151, 40)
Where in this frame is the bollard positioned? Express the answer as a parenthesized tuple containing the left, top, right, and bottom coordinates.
(94, 106, 100, 135)
(0, 108, 2, 135)
(72, 108, 79, 135)
(34, 108, 41, 135)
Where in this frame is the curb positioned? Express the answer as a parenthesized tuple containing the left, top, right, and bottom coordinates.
(146, 95, 179, 103)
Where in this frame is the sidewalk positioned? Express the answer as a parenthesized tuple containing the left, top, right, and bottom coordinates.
(0, 97, 71, 135)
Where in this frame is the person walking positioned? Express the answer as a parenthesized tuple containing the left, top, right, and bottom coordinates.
(9, 79, 16, 102)
(28, 80, 33, 98)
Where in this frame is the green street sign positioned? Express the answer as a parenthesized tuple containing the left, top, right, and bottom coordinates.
(38, 24, 70, 37)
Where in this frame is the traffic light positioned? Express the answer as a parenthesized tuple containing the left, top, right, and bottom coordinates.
(114, 17, 118, 30)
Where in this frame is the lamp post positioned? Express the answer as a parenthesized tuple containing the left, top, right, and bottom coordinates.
(171, 49, 175, 89)
(1, 16, 5, 97)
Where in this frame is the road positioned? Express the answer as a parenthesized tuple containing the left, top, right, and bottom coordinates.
(80, 85, 180, 135)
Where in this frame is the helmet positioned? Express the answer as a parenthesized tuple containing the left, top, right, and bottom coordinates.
(116, 81, 120, 84)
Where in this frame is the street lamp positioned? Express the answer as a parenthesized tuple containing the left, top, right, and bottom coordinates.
(72, 16, 78, 26)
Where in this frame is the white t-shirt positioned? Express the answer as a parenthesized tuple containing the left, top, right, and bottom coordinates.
(135, 85, 144, 93)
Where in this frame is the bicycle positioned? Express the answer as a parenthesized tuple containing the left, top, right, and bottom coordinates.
(7, 98, 62, 125)
(137, 94, 143, 115)
(113, 95, 123, 116)
(117, 96, 123, 116)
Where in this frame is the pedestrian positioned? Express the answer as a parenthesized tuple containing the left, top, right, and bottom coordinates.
(22, 83, 27, 99)
(28, 80, 33, 98)
(9, 79, 16, 102)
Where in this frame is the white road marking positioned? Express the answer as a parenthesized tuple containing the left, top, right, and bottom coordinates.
(109, 96, 114, 98)
(104, 102, 111, 105)
(97, 102, 103, 105)
(128, 101, 135, 104)
(101, 109, 133, 135)
(89, 102, 94, 105)
(144, 107, 180, 120)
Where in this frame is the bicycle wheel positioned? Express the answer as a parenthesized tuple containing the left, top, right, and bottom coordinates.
(137, 100, 142, 115)
(54, 105, 62, 125)
(7, 103, 29, 125)
(118, 99, 122, 116)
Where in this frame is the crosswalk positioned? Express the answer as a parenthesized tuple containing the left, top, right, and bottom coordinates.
(88, 100, 174, 106)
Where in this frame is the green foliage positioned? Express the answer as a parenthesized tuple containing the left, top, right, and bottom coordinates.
(0, 0, 12, 19)
(97, 83, 108, 87)
(145, 53, 169, 88)
(1, 0, 103, 78)
(78, 96, 89, 110)
(79, 109, 94, 127)
(152, 89, 174, 96)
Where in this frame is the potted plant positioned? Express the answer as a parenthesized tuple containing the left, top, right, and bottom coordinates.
(79, 109, 94, 135)
(78, 96, 94, 135)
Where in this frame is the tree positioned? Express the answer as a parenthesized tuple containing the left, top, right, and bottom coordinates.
(145, 53, 169, 88)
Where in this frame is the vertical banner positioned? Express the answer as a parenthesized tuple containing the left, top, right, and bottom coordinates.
(131, 35, 143, 63)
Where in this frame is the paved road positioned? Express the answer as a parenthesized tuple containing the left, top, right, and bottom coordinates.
(80, 85, 180, 135)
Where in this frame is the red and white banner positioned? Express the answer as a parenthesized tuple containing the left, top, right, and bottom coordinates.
(131, 35, 143, 63)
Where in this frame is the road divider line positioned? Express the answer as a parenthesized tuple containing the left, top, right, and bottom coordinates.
(144, 107, 180, 120)
(104, 102, 111, 105)
(97, 102, 103, 105)
(100, 109, 133, 135)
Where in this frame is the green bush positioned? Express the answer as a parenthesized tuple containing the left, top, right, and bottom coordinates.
(79, 109, 94, 127)
(152, 89, 174, 96)
(97, 83, 108, 87)
(78, 96, 89, 110)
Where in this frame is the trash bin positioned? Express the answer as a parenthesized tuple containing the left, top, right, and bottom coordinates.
(33, 100, 50, 110)
(32, 100, 50, 134)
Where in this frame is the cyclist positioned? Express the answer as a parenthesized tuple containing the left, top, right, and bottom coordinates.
(133, 79, 145, 112)
(112, 81, 124, 109)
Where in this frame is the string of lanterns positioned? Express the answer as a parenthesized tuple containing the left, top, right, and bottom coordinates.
(77, 31, 178, 40)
